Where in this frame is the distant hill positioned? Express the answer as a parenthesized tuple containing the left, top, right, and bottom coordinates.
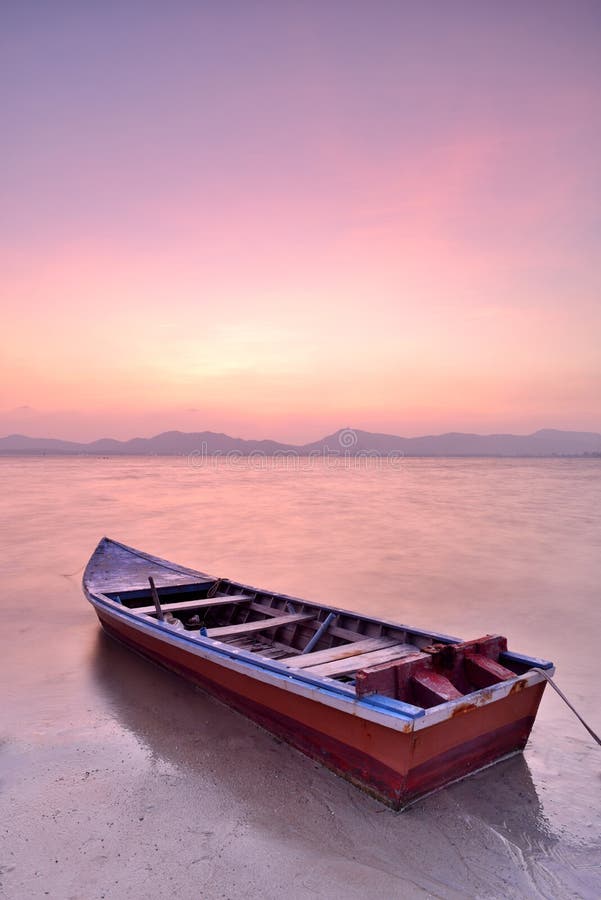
(0, 430, 292, 456)
(0, 427, 600, 457)
(303, 428, 601, 457)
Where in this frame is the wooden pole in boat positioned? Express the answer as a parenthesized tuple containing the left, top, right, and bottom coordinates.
(148, 576, 164, 621)
(302, 612, 338, 654)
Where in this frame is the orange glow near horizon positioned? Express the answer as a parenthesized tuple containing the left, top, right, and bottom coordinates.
(1, 5, 600, 442)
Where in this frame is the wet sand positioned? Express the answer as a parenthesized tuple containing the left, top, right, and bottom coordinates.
(1, 457, 600, 898)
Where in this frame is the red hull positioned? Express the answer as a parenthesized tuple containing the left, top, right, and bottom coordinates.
(98, 611, 545, 808)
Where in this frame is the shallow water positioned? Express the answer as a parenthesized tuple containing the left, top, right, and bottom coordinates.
(1, 456, 600, 898)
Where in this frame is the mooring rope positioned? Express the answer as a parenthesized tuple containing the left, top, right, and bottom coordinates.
(206, 578, 222, 598)
(533, 668, 601, 747)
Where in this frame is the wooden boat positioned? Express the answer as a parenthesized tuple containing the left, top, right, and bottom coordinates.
(83, 537, 554, 809)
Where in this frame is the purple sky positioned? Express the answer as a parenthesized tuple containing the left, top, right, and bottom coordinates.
(1, 2, 600, 441)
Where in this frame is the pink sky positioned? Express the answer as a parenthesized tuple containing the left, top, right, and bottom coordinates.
(1, 3, 600, 442)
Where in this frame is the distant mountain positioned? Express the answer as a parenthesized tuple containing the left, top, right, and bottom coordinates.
(0, 430, 292, 456)
(304, 427, 601, 457)
(0, 427, 600, 457)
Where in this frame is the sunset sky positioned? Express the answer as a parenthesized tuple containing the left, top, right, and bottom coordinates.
(1, 2, 600, 442)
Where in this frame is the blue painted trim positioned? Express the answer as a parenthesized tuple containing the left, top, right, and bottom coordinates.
(414, 628, 462, 644)
(361, 694, 424, 717)
(88, 592, 424, 722)
(501, 651, 554, 670)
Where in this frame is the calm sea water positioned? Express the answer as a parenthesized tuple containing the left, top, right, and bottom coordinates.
(1, 456, 600, 898)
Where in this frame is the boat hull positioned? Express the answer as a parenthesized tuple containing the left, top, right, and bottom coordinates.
(96, 607, 545, 809)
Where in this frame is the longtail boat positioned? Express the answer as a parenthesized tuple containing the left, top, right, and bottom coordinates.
(83, 537, 553, 809)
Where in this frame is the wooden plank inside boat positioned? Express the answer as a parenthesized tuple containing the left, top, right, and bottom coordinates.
(135, 595, 251, 615)
(282, 636, 398, 669)
(247, 601, 297, 617)
(207, 612, 316, 639)
(305, 643, 420, 678)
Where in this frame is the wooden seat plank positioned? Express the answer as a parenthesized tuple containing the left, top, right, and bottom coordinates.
(248, 601, 296, 617)
(305, 643, 420, 678)
(282, 637, 398, 669)
(248, 602, 373, 644)
(207, 613, 315, 639)
(134, 595, 251, 615)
